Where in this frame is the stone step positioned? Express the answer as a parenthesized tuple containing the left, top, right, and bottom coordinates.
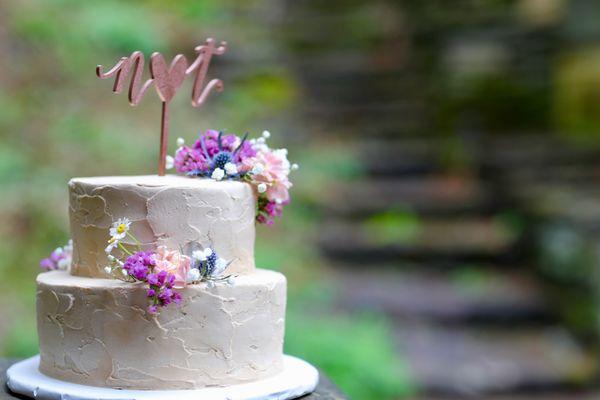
(300, 101, 429, 133)
(322, 177, 498, 218)
(349, 136, 600, 178)
(289, 57, 417, 81)
(357, 137, 479, 176)
(295, 72, 426, 105)
(302, 84, 425, 108)
(331, 266, 551, 324)
(397, 323, 597, 397)
(318, 218, 520, 265)
(514, 184, 600, 224)
(489, 165, 600, 187)
(414, 390, 600, 399)
(479, 135, 600, 171)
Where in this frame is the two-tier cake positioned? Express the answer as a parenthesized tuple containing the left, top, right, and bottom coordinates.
(37, 174, 287, 390)
(7, 39, 316, 399)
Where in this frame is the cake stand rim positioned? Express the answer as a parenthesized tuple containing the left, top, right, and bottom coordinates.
(6, 354, 319, 400)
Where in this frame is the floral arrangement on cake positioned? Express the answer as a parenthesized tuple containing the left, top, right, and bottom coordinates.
(168, 130, 298, 225)
(40, 240, 73, 272)
(41, 218, 232, 314)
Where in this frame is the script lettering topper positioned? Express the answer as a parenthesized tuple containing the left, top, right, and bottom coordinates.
(96, 38, 227, 175)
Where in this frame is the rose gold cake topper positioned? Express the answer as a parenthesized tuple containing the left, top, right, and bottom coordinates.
(96, 38, 227, 175)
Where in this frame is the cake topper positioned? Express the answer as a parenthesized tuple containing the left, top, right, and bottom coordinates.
(96, 38, 227, 175)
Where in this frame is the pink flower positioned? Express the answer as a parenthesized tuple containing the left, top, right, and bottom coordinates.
(153, 246, 191, 288)
(244, 149, 292, 203)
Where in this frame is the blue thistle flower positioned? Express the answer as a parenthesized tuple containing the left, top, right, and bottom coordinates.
(212, 151, 233, 170)
(206, 252, 218, 276)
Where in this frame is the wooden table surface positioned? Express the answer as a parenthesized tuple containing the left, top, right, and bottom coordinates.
(0, 359, 348, 400)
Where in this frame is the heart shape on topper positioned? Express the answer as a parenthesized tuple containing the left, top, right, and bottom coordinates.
(149, 53, 188, 103)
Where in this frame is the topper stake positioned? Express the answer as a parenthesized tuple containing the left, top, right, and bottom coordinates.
(159, 102, 169, 176)
(96, 38, 227, 176)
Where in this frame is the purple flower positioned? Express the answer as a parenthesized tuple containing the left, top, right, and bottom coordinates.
(123, 251, 155, 280)
(172, 292, 183, 305)
(132, 264, 149, 280)
(50, 250, 63, 263)
(256, 214, 271, 225)
(158, 288, 173, 304)
(40, 258, 54, 271)
(265, 200, 286, 218)
(235, 140, 256, 162)
(165, 274, 175, 289)
(147, 273, 159, 286)
(40, 241, 73, 271)
(143, 270, 183, 314)
(256, 200, 289, 226)
(142, 253, 156, 267)
(156, 270, 168, 286)
(193, 130, 225, 156)
(174, 146, 209, 174)
(176, 130, 256, 176)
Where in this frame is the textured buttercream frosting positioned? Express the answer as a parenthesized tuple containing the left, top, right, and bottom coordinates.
(37, 269, 286, 389)
(68, 175, 256, 278)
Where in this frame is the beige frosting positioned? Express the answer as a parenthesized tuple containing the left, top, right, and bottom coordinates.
(68, 175, 256, 278)
(37, 269, 286, 389)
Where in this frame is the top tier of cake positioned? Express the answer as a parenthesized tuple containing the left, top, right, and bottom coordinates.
(68, 175, 256, 278)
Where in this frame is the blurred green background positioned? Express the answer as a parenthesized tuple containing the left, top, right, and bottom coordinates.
(4, 1, 600, 399)
(0, 1, 411, 399)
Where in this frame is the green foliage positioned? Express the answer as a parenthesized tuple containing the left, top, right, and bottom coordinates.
(285, 310, 415, 400)
(0, 146, 28, 185)
(554, 46, 600, 136)
(3, 319, 38, 359)
(79, 2, 169, 55)
(437, 72, 550, 133)
(364, 210, 422, 246)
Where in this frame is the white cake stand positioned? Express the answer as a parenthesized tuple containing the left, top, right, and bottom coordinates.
(6, 355, 318, 400)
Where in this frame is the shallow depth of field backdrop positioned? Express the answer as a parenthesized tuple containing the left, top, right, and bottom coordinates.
(4, 1, 600, 399)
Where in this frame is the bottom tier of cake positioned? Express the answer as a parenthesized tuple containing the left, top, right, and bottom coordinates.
(36, 269, 286, 390)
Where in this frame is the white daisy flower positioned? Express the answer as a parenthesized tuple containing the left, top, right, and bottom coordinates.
(262, 130, 271, 139)
(110, 218, 131, 240)
(165, 155, 174, 170)
(176, 137, 185, 147)
(224, 162, 238, 176)
(211, 168, 225, 181)
(257, 183, 267, 193)
(187, 268, 200, 283)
